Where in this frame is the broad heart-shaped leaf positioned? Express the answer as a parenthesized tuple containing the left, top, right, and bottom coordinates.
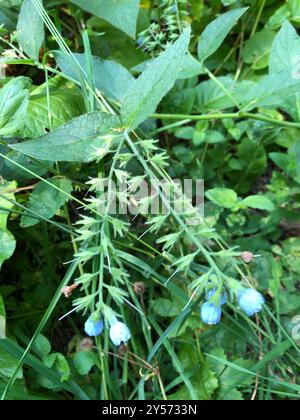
(0, 77, 31, 136)
(21, 178, 73, 227)
(71, 0, 140, 38)
(17, 0, 44, 60)
(11, 112, 121, 162)
(54, 51, 134, 101)
(121, 28, 191, 130)
(198, 8, 248, 62)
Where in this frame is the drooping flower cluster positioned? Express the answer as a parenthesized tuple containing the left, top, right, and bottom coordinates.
(201, 288, 227, 325)
(200, 287, 265, 326)
(84, 315, 131, 347)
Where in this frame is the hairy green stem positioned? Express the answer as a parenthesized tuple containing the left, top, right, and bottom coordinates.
(151, 112, 300, 129)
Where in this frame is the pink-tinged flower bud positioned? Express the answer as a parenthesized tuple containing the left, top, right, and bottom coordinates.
(241, 251, 254, 263)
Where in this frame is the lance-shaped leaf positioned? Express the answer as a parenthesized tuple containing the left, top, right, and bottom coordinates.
(121, 28, 191, 130)
(17, 0, 44, 60)
(198, 8, 248, 62)
(269, 20, 300, 120)
(269, 20, 300, 74)
(11, 112, 122, 162)
(54, 51, 134, 101)
(71, 0, 140, 39)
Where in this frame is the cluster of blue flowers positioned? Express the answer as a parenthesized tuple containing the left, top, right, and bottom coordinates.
(84, 317, 131, 346)
(84, 289, 264, 340)
(201, 288, 265, 326)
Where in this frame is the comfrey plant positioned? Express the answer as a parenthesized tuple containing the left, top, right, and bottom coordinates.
(11, 3, 266, 350)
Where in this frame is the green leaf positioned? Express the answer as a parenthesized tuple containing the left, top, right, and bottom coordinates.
(0, 180, 16, 230)
(242, 195, 275, 212)
(0, 6, 17, 31)
(269, 152, 290, 171)
(21, 178, 73, 227)
(43, 353, 70, 382)
(152, 298, 181, 317)
(1, 150, 50, 182)
(242, 70, 300, 110)
(0, 0, 22, 7)
(11, 112, 121, 162)
(177, 52, 205, 79)
(54, 51, 134, 101)
(22, 85, 85, 138)
(266, 5, 290, 30)
(169, 344, 218, 400)
(269, 20, 300, 74)
(33, 334, 51, 357)
(121, 28, 190, 130)
(206, 188, 238, 209)
(269, 20, 300, 120)
(198, 8, 248, 62)
(0, 346, 23, 379)
(0, 180, 16, 270)
(17, 0, 44, 60)
(242, 29, 275, 70)
(196, 77, 254, 112)
(71, 0, 140, 38)
(0, 77, 31, 136)
(73, 351, 98, 376)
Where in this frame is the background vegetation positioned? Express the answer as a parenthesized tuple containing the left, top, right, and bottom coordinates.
(0, 0, 299, 400)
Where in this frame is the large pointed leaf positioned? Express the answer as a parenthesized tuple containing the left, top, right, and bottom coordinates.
(269, 20, 300, 120)
(71, 0, 140, 38)
(54, 51, 134, 101)
(269, 20, 300, 74)
(10, 112, 121, 162)
(17, 0, 44, 60)
(121, 28, 190, 130)
(198, 8, 248, 62)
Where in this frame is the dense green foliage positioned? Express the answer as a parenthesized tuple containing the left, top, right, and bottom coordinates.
(0, 0, 299, 401)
